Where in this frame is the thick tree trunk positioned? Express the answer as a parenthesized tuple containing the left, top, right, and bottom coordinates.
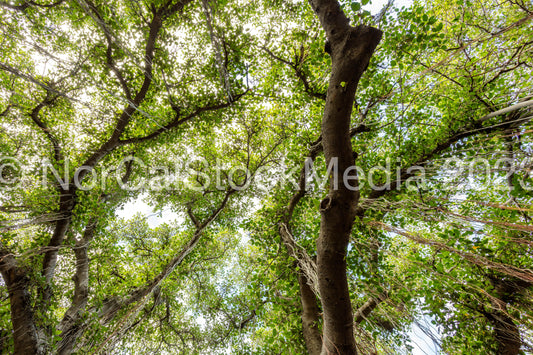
(57, 223, 93, 354)
(482, 276, 531, 355)
(0, 254, 44, 354)
(307, 1, 382, 353)
(299, 272, 322, 355)
(488, 311, 521, 355)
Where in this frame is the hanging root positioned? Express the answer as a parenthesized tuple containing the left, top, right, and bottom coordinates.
(279, 222, 320, 299)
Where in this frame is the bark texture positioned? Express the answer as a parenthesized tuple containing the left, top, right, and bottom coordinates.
(307, 1, 382, 353)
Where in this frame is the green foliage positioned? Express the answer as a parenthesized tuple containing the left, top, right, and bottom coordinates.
(0, 0, 532, 353)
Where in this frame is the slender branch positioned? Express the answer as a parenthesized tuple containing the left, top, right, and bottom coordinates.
(369, 221, 533, 284)
(94, 188, 236, 351)
(262, 45, 326, 100)
(354, 292, 388, 324)
(39, 2, 189, 286)
(186, 204, 201, 229)
(118, 91, 248, 146)
(84, 0, 132, 100)
(29, 93, 63, 162)
(0, 62, 67, 99)
(0, 104, 11, 117)
(37, 14, 173, 287)
(365, 110, 533, 203)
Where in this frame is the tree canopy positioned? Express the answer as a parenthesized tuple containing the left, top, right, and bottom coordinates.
(0, 0, 532, 354)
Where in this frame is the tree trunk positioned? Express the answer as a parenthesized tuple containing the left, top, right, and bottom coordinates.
(307, 1, 382, 353)
(41, 186, 76, 288)
(0, 254, 44, 354)
(483, 276, 530, 355)
(299, 272, 322, 355)
(57, 233, 91, 354)
(485, 309, 521, 355)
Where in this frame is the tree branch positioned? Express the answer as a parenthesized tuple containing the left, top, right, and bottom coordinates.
(354, 292, 388, 324)
(84, 0, 132, 100)
(29, 93, 63, 162)
(262, 45, 326, 100)
(369, 221, 533, 284)
(38, 3, 194, 287)
(365, 110, 533, 204)
(97, 188, 236, 328)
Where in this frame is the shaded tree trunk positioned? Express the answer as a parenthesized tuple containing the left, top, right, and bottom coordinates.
(307, 0, 382, 353)
(41, 186, 76, 299)
(0, 254, 44, 354)
(486, 311, 521, 355)
(57, 220, 94, 354)
(482, 276, 531, 355)
(299, 272, 322, 355)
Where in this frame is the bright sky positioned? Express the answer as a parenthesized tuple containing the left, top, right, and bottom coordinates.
(368, 0, 412, 14)
(116, 196, 179, 227)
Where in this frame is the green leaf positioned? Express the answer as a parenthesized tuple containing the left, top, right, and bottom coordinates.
(351, 2, 361, 12)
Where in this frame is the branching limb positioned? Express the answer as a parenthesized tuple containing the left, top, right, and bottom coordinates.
(92, 188, 236, 351)
(39, 2, 193, 288)
(365, 109, 533, 204)
(369, 221, 533, 284)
